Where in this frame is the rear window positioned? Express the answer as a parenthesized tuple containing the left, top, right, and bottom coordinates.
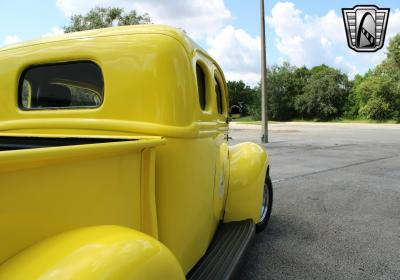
(196, 63, 206, 110)
(215, 77, 224, 114)
(19, 61, 103, 110)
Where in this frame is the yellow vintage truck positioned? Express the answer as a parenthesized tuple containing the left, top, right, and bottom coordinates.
(0, 25, 273, 279)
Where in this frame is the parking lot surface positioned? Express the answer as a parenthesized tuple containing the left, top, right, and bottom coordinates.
(229, 122, 400, 280)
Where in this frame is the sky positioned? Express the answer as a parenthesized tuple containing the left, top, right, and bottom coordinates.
(1, 0, 400, 86)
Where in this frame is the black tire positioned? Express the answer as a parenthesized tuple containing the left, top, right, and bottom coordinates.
(256, 173, 273, 232)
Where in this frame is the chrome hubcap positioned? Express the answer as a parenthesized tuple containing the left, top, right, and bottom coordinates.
(260, 182, 269, 221)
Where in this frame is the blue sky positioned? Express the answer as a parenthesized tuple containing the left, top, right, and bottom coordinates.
(1, 1, 400, 85)
(228, 0, 399, 69)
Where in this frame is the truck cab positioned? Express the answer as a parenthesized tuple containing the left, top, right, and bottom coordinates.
(0, 25, 272, 279)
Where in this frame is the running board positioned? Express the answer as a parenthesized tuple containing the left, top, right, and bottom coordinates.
(187, 219, 255, 280)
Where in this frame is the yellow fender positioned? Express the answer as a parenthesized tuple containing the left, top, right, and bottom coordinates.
(0, 226, 185, 280)
(224, 142, 268, 223)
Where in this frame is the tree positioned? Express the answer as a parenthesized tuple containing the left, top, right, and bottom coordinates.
(247, 85, 261, 120)
(355, 75, 395, 120)
(295, 66, 350, 120)
(386, 34, 400, 68)
(267, 62, 307, 121)
(352, 35, 400, 121)
(227, 80, 256, 116)
(343, 75, 361, 119)
(64, 7, 151, 33)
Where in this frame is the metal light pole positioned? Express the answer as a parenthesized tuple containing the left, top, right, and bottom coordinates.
(260, 0, 268, 143)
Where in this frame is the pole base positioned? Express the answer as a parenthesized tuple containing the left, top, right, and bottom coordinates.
(261, 134, 268, 143)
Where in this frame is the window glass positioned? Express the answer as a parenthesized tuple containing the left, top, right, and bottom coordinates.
(215, 77, 224, 114)
(196, 63, 206, 110)
(19, 61, 103, 109)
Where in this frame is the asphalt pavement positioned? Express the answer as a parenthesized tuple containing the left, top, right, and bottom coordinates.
(229, 122, 400, 280)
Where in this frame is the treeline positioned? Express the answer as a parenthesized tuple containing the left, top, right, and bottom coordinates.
(229, 34, 400, 122)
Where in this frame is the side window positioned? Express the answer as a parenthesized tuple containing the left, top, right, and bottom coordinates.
(19, 61, 103, 110)
(196, 63, 206, 110)
(215, 77, 224, 114)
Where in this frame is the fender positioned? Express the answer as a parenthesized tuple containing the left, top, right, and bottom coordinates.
(224, 142, 269, 223)
(0, 226, 185, 280)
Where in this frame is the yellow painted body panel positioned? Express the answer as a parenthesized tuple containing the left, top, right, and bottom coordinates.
(0, 26, 195, 129)
(0, 136, 165, 265)
(0, 226, 185, 280)
(0, 25, 269, 277)
(224, 142, 269, 223)
(155, 137, 226, 270)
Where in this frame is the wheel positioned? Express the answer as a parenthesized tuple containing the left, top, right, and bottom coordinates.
(256, 173, 273, 232)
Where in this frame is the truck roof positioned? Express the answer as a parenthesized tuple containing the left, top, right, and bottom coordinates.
(0, 25, 207, 59)
(0, 25, 227, 137)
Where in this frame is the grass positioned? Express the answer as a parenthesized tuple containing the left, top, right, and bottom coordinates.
(331, 118, 399, 124)
(232, 116, 399, 125)
(292, 118, 399, 124)
(232, 116, 276, 124)
(231, 116, 258, 124)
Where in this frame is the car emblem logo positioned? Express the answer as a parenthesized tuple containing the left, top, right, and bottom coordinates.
(342, 5, 390, 52)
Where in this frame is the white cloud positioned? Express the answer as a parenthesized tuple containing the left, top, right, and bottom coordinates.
(335, 56, 343, 64)
(56, 0, 263, 84)
(56, 0, 231, 39)
(56, 1, 400, 84)
(207, 25, 261, 85)
(334, 56, 359, 78)
(267, 2, 346, 67)
(224, 72, 261, 86)
(386, 8, 400, 39)
(267, 1, 400, 77)
(4, 35, 22, 46)
(43, 26, 65, 37)
(1, 28, 65, 49)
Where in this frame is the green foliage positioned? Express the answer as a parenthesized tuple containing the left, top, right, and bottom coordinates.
(239, 34, 400, 122)
(295, 65, 349, 120)
(349, 35, 400, 121)
(354, 70, 400, 121)
(227, 80, 257, 116)
(247, 86, 261, 120)
(343, 75, 361, 118)
(387, 34, 400, 67)
(267, 63, 307, 120)
(64, 7, 151, 33)
(228, 63, 311, 121)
